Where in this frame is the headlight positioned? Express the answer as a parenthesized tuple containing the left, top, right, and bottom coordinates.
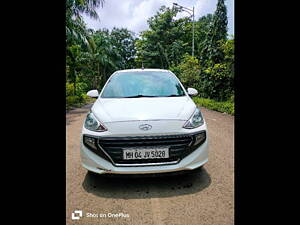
(84, 112, 107, 132)
(183, 107, 204, 129)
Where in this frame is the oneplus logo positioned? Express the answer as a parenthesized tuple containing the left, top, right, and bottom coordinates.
(72, 210, 83, 220)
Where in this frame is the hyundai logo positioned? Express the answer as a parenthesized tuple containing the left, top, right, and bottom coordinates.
(139, 124, 152, 131)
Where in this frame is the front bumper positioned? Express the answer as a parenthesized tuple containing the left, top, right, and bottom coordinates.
(80, 133, 209, 175)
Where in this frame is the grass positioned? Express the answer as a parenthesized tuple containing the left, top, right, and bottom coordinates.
(193, 97, 234, 115)
(66, 94, 96, 110)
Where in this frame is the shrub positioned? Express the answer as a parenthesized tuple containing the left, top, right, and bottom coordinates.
(66, 82, 89, 97)
(76, 82, 88, 95)
(229, 94, 234, 103)
(201, 63, 233, 101)
(193, 97, 234, 115)
(66, 95, 81, 109)
(199, 39, 234, 101)
(66, 94, 95, 110)
(66, 82, 75, 96)
(170, 54, 201, 89)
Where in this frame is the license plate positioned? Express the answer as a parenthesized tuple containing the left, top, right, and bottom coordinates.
(123, 147, 169, 160)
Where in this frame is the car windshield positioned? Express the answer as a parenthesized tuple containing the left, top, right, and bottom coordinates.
(100, 71, 186, 98)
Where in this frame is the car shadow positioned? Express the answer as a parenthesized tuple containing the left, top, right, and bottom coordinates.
(82, 167, 211, 199)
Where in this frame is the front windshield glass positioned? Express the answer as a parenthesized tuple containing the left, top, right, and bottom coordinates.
(101, 71, 186, 98)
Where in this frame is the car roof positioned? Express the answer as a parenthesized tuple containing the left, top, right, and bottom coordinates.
(115, 68, 171, 73)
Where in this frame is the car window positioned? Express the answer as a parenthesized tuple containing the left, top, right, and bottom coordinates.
(101, 71, 186, 98)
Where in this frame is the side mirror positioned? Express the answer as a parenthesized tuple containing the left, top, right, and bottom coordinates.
(187, 88, 198, 96)
(87, 90, 99, 98)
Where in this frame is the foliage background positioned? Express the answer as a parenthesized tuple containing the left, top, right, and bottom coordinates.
(66, 0, 234, 113)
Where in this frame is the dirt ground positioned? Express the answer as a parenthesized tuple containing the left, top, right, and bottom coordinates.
(66, 104, 234, 225)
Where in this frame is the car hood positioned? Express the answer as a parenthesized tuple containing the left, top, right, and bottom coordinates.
(91, 96, 196, 123)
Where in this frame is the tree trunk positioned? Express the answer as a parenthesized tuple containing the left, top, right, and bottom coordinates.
(102, 66, 106, 88)
(98, 63, 101, 89)
(72, 66, 76, 96)
(73, 75, 76, 96)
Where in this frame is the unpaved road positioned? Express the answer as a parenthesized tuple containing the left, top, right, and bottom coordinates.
(66, 104, 234, 225)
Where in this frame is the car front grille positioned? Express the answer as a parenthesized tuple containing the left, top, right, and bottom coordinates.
(83, 131, 206, 167)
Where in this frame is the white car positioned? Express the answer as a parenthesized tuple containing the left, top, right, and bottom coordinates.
(80, 69, 208, 175)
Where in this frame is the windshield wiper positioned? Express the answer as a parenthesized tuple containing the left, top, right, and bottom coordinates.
(123, 94, 185, 98)
(123, 94, 158, 98)
(162, 94, 185, 97)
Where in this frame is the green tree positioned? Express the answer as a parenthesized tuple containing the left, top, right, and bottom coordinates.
(201, 0, 228, 65)
(201, 38, 234, 101)
(135, 6, 215, 69)
(195, 14, 214, 60)
(66, 0, 104, 45)
(135, 6, 187, 68)
(66, 0, 105, 96)
(220, 38, 234, 80)
(87, 29, 122, 88)
(66, 44, 82, 95)
(196, 0, 231, 101)
(110, 28, 137, 69)
(170, 54, 201, 89)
